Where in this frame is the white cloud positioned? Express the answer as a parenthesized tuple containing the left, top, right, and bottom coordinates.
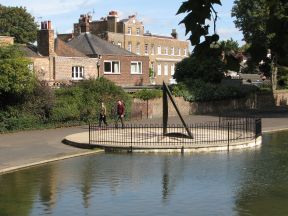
(2, 0, 100, 16)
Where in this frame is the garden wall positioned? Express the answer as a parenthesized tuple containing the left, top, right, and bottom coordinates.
(131, 90, 288, 119)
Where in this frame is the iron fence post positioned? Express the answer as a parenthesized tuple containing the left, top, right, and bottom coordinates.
(227, 121, 230, 150)
(130, 124, 133, 152)
(89, 123, 91, 145)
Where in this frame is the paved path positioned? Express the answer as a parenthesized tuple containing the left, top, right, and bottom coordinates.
(0, 114, 288, 174)
(0, 126, 101, 174)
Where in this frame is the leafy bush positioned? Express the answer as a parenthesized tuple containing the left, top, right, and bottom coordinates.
(277, 66, 288, 89)
(0, 77, 131, 132)
(171, 80, 250, 102)
(174, 56, 224, 84)
(133, 89, 162, 101)
(0, 45, 36, 107)
(51, 77, 131, 123)
(0, 107, 41, 132)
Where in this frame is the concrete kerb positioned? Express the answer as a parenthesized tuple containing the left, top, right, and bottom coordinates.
(0, 149, 104, 175)
(63, 129, 263, 152)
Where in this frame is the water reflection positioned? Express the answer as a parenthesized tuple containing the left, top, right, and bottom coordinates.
(0, 132, 288, 215)
(235, 131, 288, 216)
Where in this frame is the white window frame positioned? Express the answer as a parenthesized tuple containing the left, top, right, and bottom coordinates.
(136, 28, 140, 35)
(157, 64, 161, 75)
(184, 48, 187, 56)
(72, 66, 84, 80)
(164, 64, 168, 76)
(128, 42, 132, 52)
(164, 47, 168, 55)
(171, 64, 175, 75)
(103, 60, 120, 74)
(136, 43, 141, 55)
(171, 47, 175, 56)
(130, 61, 143, 74)
(151, 44, 155, 55)
(28, 63, 34, 73)
(127, 27, 132, 35)
(177, 48, 181, 56)
(157, 46, 161, 55)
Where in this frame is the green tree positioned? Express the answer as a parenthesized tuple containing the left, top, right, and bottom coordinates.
(0, 5, 38, 43)
(219, 38, 242, 72)
(219, 38, 240, 53)
(177, 0, 222, 56)
(0, 45, 36, 106)
(175, 0, 224, 83)
(174, 56, 224, 84)
(232, 0, 288, 65)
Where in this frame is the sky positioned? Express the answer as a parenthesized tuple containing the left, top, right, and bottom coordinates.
(0, 0, 244, 46)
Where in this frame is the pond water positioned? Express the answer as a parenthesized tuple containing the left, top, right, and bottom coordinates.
(1, 132, 288, 216)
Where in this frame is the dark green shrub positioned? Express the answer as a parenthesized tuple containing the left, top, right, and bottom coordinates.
(51, 77, 131, 123)
(277, 66, 288, 89)
(171, 80, 249, 102)
(174, 56, 224, 84)
(0, 107, 41, 132)
(133, 89, 162, 101)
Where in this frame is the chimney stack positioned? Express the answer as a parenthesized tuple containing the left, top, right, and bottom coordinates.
(171, 29, 178, 39)
(107, 11, 118, 33)
(79, 14, 91, 33)
(37, 20, 55, 56)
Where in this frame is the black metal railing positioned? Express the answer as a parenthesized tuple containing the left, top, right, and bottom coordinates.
(89, 117, 262, 150)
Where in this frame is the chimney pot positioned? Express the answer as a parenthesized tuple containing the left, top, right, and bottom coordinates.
(48, 21, 51, 30)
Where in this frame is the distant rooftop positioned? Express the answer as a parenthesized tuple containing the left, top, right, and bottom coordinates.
(67, 33, 136, 56)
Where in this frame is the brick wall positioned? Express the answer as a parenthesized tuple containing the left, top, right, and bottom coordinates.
(109, 33, 189, 85)
(37, 30, 55, 56)
(100, 55, 150, 86)
(274, 90, 288, 106)
(132, 97, 191, 119)
(0, 36, 14, 45)
(31, 55, 149, 87)
(54, 56, 98, 81)
(32, 57, 51, 81)
(132, 91, 288, 119)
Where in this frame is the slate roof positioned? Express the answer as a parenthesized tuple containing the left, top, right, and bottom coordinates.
(67, 33, 136, 56)
(20, 38, 87, 58)
(19, 44, 40, 58)
(54, 38, 87, 57)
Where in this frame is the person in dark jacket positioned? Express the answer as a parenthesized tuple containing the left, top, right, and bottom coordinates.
(116, 100, 125, 128)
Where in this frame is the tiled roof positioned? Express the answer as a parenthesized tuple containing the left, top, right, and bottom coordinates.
(55, 38, 87, 57)
(19, 44, 40, 57)
(67, 33, 136, 56)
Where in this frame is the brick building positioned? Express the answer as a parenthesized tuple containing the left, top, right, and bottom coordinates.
(23, 21, 149, 87)
(67, 32, 149, 86)
(58, 11, 189, 85)
(0, 36, 14, 46)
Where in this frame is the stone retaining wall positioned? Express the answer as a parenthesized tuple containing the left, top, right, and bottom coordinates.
(131, 90, 288, 119)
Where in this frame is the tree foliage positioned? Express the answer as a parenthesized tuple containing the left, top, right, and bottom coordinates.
(0, 5, 38, 43)
(175, 0, 225, 83)
(133, 89, 162, 101)
(219, 38, 240, 53)
(174, 56, 224, 84)
(177, 0, 222, 56)
(52, 77, 131, 122)
(0, 45, 36, 106)
(232, 0, 288, 65)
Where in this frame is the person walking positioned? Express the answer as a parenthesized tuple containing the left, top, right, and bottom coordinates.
(116, 100, 125, 128)
(99, 102, 108, 127)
